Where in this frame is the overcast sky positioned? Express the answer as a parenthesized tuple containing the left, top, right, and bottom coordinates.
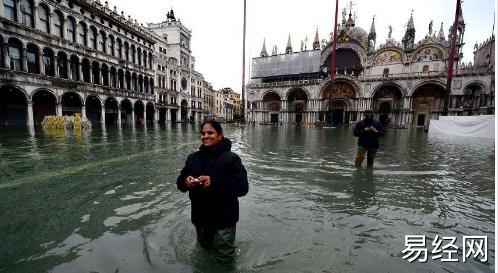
(107, 0, 495, 93)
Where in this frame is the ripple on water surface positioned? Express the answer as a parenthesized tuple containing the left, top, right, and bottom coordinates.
(0, 125, 494, 273)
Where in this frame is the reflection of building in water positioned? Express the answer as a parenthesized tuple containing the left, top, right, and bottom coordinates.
(246, 4, 494, 127)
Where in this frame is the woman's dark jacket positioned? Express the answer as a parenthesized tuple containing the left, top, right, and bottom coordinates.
(353, 118, 385, 150)
(176, 138, 248, 230)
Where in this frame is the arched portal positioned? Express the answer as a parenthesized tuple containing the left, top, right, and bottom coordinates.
(263, 92, 281, 123)
(61, 92, 82, 116)
(104, 97, 119, 125)
(120, 99, 133, 125)
(85, 96, 101, 124)
(373, 85, 403, 126)
(324, 48, 363, 76)
(287, 89, 307, 124)
(134, 100, 145, 125)
(462, 83, 484, 110)
(412, 83, 445, 127)
(32, 89, 56, 124)
(321, 81, 356, 125)
(146, 102, 155, 124)
(0, 86, 27, 127)
(180, 99, 188, 121)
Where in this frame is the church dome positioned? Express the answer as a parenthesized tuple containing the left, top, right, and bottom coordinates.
(344, 26, 368, 48)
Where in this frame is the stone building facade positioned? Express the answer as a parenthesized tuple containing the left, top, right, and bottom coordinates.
(1, 0, 157, 127)
(246, 7, 495, 127)
(147, 10, 204, 123)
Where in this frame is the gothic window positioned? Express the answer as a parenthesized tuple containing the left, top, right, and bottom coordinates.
(57, 52, 68, 78)
(20, 0, 34, 27)
(66, 17, 76, 42)
(82, 59, 90, 82)
(124, 42, 129, 61)
(108, 35, 115, 56)
(131, 45, 136, 63)
(3, 0, 17, 21)
(92, 61, 100, 84)
(70, 55, 79, 80)
(137, 48, 142, 66)
(26, 44, 39, 74)
(78, 22, 87, 46)
(38, 4, 50, 33)
(383, 68, 389, 77)
(53, 11, 63, 38)
(89, 27, 97, 49)
(116, 39, 122, 58)
(8, 39, 22, 71)
(98, 31, 106, 53)
(42, 48, 55, 76)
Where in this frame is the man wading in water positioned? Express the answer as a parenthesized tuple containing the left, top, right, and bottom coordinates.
(353, 110, 385, 168)
(177, 120, 248, 263)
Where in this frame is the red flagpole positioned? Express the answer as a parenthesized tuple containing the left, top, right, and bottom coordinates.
(445, 0, 461, 113)
(241, 0, 247, 123)
(330, 0, 339, 82)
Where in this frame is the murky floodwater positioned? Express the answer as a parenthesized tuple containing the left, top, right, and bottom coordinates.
(0, 124, 494, 273)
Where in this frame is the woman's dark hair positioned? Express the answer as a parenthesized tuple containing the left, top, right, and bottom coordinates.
(200, 120, 223, 135)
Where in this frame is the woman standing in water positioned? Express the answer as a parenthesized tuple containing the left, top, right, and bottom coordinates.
(177, 120, 249, 263)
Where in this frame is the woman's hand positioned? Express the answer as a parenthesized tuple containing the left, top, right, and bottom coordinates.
(185, 176, 196, 188)
(197, 175, 211, 188)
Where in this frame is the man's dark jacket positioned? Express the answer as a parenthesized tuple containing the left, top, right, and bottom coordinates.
(353, 118, 385, 150)
(176, 138, 248, 230)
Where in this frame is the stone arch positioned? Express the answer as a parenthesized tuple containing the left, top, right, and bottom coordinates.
(411, 45, 446, 62)
(463, 81, 487, 94)
(120, 98, 133, 125)
(409, 80, 446, 97)
(8, 37, 24, 71)
(146, 101, 155, 124)
(321, 79, 358, 100)
(260, 89, 282, 101)
(372, 48, 405, 65)
(104, 96, 119, 125)
(287, 87, 309, 113)
(61, 92, 83, 115)
(32, 89, 57, 123)
(372, 81, 407, 97)
(26, 43, 40, 74)
(85, 95, 102, 124)
(262, 91, 281, 111)
(0, 85, 28, 126)
(52, 10, 65, 38)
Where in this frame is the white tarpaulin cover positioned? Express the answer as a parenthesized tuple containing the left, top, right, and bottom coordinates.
(429, 115, 495, 139)
(251, 50, 321, 78)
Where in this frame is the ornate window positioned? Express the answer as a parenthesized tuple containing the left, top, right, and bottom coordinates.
(57, 52, 68, 78)
(89, 27, 97, 49)
(108, 35, 115, 56)
(98, 31, 106, 53)
(20, 0, 34, 27)
(8, 39, 22, 71)
(78, 22, 87, 46)
(42, 48, 55, 76)
(66, 17, 76, 42)
(38, 4, 50, 33)
(3, 0, 17, 21)
(53, 12, 63, 38)
(116, 39, 122, 59)
(26, 44, 39, 74)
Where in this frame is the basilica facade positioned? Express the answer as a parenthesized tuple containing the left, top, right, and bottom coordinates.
(246, 7, 495, 127)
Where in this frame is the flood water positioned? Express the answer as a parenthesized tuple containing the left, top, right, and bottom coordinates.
(0, 124, 494, 273)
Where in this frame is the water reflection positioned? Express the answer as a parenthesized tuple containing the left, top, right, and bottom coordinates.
(0, 125, 494, 273)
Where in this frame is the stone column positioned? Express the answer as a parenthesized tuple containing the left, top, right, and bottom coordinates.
(117, 108, 122, 125)
(27, 102, 34, 126)
(22, 48, 28, 72)
(16, 1, 22, 25)
(165, 108, 170, 122)
(78, 62, 83, 81)
(154, 109, 159, 123)
(131, 108, 135, 125)
(54, 55, 59, 77)
(81, 105, 86, 118)
(33, 5, 39, 29)
(3, 42, 10, 69)
(143, 109, 147, 124)
(56, 102, 63, 116)
(100, 107, 106, 124)
(90, 63, 94, 83)
(38, 52, 44, 75)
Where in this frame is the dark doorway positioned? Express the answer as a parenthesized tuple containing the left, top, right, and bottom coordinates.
(86, 96, 101, 125)
(104, 98, 118, 125)
(332, 109, 344, 125)
(171, 109, 177, 122)
(270, 114, 278, 124)
(0, 86, 27, 127)
(417, 114, 426, 126)
(32, 90, 56, 124)
(61, 92, 82, 116)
